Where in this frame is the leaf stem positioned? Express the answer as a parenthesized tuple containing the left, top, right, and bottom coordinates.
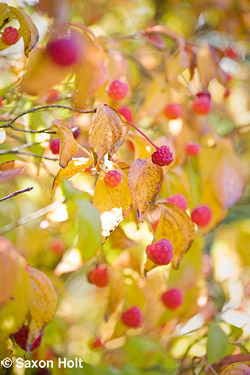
(127, 121, 158, 149)
(0, 187, 33, 203)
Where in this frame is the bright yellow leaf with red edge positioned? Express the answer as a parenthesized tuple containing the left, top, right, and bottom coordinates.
(93, 168, 134, 237)
(26, 266, 57, 348)
(89, 104, 128, 164)
(0, 160, 25, 185)
(154, 202, 195, 268)
(52, 119, 79, 168)
(51, 157, 93, 195)
(128, 158, 161, 221)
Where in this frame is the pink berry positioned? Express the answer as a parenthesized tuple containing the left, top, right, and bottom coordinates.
(191, 204, 212, 227)
(0, 97, 2, 108)
(47, 34, 82, 66)
(151, 145, 174, 167)
(186, 142, 200, 156)
(118, 106, 133, 122)
(107, 80, 128, 101)
(71, 126, 81, 139)
(88, 265, 109, 288)
(167, 193, 188, 211)
(164, 103, 183, 119)
(121, 306, 143, 328)
(224, 88, 230, 98)
(13, 326, 42, 352)
(146, 239, 173, 265)
(224, 47, 238, 59)
(50, 139, 60, 154)
(92, 337, 103, 349)
(1, 26, 19, 46)
(104, 170, 122, 188)
(161, 288, 183, 310)
(192, 93, 212, 115)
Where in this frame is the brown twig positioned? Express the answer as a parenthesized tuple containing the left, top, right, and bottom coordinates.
(0, 149, 59, 161)
(0, 187, 33, 203)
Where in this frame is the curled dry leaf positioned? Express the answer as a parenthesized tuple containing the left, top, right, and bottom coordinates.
(52, 119, 79, 168)
(154, 203, 195, 268)
(88, 104, 128, 164)
(0, 160, 25, 185)
(128, 158, 161, 221)
(93, 169, 134, 237)
(51, 157, 93, 195)
(27, 266, 57, 348)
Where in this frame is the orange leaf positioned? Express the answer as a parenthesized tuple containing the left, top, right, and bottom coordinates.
(52, 119, 79, 168)
(128, 158, 161, 221)
(0, 160, 25, 185)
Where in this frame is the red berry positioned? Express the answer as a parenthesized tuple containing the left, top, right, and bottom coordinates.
(146, 239, 173, 265)
(224, 47, 238, 59)
(121, 306, 143, 328)
(13, 326, 42, 352)
(1, 26, 19, 46)
(118, 106, 133, 122)
(92, 337, 103, 349)
(47, 34, 82, 66)
(167, 193, 188, 211)
(0, 97, 2, 108)
(192, 93, 212, 115)
(50, 139, 60, 154)
(164, 103, 183, 119)
(151, 145, 174, 167)
(224, 88, 230, 98)
(104, 170, 122, 188)
(71, 126, 81, 139)
(107, 80, 128, 101)
(88, 265, 109, 288)
(161, 288, 183, 310)
(191, 204, 212, 227)
(186, 142, 200, 156)
(50, 238, 65, 255)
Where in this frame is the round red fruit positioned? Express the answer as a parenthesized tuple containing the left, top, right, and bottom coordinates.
(88, 265, 109, 288)
(47, 33, 82, 66)
(92, 337, 103, 349)
(104, 170, 122, 188)
(151, 145, 174, 166)
(192, 93, 212, 115)
(50, 139, 60, 154)
(45, 89, 59, 104)
(224, 88, 230, 98)
(1, 26, 19, 46)
(191, 204, 212, 227)
(161, 288, 183, 310)
(146, 239, 173, 265)
(107, 80, 128, 101)
(224, 47, 238, 59)
(0, 97, 3, 108)
(118, 106, 133, 122)
(164, 103, 183, 119)
(167, 193, 188, 211)
(13, 326, 42, 352)
(50, 238, 65, 255)
(186, 142, 200, 156)
(121, 306, 143, 328)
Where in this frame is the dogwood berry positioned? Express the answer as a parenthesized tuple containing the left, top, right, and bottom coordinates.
(92, 337, 103, 348)
(0, 97, 2, 108)
(104, 170, 122, 188)
(50, 139, 60, 154)
(47, 34, 81, 66)
(186, 142, 200, 156)
(161, 288, 183, 310)
(151, 145, 174, 166)
(107, 80, 128, 101)
(192, 93, 212, 115)
(146, 239, 173, 265)
(191, 204, 212, 227)
(88, 265, 109, 288)
(121, 306, 143, 328)
(13, 326, 42, 351)
(1, 26, 19, 46)
(167, 193, 188, 211)
(118, 106, 133, 122)
(164, 103, 183, 119)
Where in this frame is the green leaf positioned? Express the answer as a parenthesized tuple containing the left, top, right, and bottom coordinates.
(207, 323, 229, 364)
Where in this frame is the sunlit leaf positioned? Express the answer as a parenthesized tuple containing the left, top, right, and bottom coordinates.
(0, 160, 25, 185)
(128, 158, 161, 221)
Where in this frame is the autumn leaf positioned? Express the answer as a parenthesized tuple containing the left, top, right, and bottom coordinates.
(94, 168, 134, 237)
(0, 160, 25, 185)
(128, 158, 161, 221)
(51, 157, 93, 195)
(52, 119, 79, 168)
(154, 203, 195, 268)
(27, 266, 57, 348)
(88, 104, 128, 164)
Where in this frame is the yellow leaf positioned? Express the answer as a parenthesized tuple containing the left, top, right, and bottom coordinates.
(51, 157, 93, 195)
(52, 119, 79, 168)
(165, 50, 190, 81)
(155, 203, 195, 268)
(93, 169, 133, 237)
(106, 270, 126, 315)
(0, 160, 25, 185)
(88, 104, 128, 163)
(27, 266, 57, 346)
(128, 158, 161, 221)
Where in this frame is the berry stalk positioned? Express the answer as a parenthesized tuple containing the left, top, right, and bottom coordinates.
(127, 121, 158, 150)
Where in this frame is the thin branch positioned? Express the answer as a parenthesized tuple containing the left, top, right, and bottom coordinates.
(0, 187, 33, 203)
(127, 121, 158, 149)
(0, 149, 59, 161)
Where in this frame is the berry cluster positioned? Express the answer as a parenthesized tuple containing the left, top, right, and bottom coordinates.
(104, 170, 122, 188)
(1, 26, 19, 46)
(146, 239, 173, 265)
(107, 80, 128, 101)
(151, 145, 174, 167)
